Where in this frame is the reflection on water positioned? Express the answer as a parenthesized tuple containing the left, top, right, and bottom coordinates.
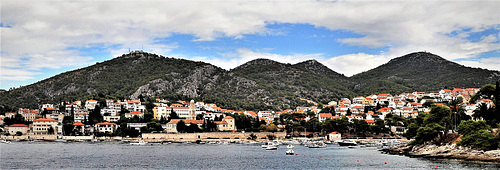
(1, 142, 499, 169)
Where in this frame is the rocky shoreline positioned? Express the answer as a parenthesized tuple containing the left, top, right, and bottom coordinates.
(381, 143, 500, 163)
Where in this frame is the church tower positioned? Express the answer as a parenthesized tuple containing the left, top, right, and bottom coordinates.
(188, 100, 196, 120)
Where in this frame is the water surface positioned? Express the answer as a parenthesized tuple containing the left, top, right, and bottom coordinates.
(1, 142, 498, 169)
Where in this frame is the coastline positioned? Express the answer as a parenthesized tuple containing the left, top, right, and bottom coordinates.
(381, 143, 500, 163)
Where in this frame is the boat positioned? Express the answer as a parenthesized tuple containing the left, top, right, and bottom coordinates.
(307, 141, 327, 148)
(286, 144, 295, 149)
(286, 148, 295, 155)
(265, 142, 278, 150)
(337, 140, 357, 146)
(130, 140, 148, 145)
(1, 139, 11, 144)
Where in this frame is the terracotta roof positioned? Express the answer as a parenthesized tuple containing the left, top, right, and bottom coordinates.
(33, 118, 56, 122)
(129, 111, 144, 115)
(167, 119, 203, 124)
(216, 120, 228, 124)
(96, 122, 117, 126)
(87, 100, 98, 102)
(45, 107, 58, 111)
(223, 116, 234, 119)
(10, 124, 28, 127)
(319, 113, 333, 117)
(329, 132, 340, 135)
(73, 122, 85, 126)
(365, 120, 375, 124)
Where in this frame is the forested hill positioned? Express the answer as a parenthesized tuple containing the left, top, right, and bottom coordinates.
(351, 52, 500, 95)
(0, 51, 498, 112)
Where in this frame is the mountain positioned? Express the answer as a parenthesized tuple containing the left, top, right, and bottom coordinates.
(351, 52, 500, 95)
(1, 51, 498, 112)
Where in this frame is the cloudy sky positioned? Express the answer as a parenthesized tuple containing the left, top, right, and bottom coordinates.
(1, 1, 499, 90)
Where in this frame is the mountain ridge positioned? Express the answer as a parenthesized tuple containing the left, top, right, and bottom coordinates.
(1, 51, 498, 112)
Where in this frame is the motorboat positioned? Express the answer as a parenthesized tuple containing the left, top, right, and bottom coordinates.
(265, 142, 278, 150)
(286, 144, 295, 149)
(1, 139, 11, 144)
(130, 140, 148, 145)
(337, 140, 357, 146)
(286, 148, 295, 155)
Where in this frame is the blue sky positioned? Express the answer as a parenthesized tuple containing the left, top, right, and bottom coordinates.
(1, 1, 499, 90)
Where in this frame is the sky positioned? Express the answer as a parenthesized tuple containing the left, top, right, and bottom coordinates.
(1, 1, 499, 90)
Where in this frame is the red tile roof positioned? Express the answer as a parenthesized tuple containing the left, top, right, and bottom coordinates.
(96, 122, 117, 126)
(223, 116, 234, 119)
(73, 122, 85, 126)
(365, 120, 375, 124)
(33, 118, 56, 122)
(10, 124, 28, 127)
(129, 111, 143, 115)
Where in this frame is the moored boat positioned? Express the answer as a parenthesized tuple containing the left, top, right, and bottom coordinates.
(338, 140, 357, 146)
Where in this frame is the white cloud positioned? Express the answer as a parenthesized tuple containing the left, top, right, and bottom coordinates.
(1, 1, 499, 87)
(321, 53, 390, 76)
(190, 48, 324, 70)
(457, 58, 500, 71)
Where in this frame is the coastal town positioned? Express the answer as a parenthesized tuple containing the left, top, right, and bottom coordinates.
(1, 86, 493, 142)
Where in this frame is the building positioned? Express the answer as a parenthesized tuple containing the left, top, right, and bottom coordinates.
(318, 113, 334, 122)
(32, 118, 58, 135)
(74, 112, 89, 123)
(327, 132, 341, 141)
(72, 122, 85, 135)
(85, 100, 98, 110)
(95, 122, 118, 133)
(217, 116, 235, 131)
(7, 124, 29, 135)
(126, 111, 144, 119)
(166, 119, 204, 133)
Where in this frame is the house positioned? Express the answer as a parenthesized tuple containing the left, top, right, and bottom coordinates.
(72, 122, 85, 135)
(318, 113, 334, 122)
(352, 96, 365, 104)
(32, 118, 58, 135)
(365, 119, 375, 125)
(126, 111, 144, 119)
(166, 119, 204, 133)
(217, 116, 236, 131)
(257, 111, 273, 118)
(95, 122, 118, 134)
(126, 123, 148, 132)
(7, 124, 29, 135)
(18, 108, 38, 121)
(74, 112, 89, 123)
(327, 132, 341, 141)
(244, 111, 257, 118)
(85, 100, 98, 110)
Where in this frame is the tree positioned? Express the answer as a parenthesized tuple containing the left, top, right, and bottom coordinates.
(48, 126, 55, 135)
(459, 129, 498, 151)
(176, 120, 186, 133)
(170, 109, 180, 119)
(196, 113, 204, 120)
(425, 105, 452, 129)
(414, 123, 445, 144)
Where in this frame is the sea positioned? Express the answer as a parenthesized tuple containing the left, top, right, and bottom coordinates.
(1, 142, 499, 169)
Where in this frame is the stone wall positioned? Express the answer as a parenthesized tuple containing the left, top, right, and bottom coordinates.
(142, 132, 286, 141)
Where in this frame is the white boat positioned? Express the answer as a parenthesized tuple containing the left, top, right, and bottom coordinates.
(1, 139, 11, 144)
(130, 140, 147, 145)
(286, 144, 295, 149)
(265, 142, 278, 150)
(286, 148, 295, 155)
(308, 141, 327, 148)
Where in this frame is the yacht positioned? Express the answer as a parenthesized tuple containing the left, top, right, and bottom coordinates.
(337, 140, 357, 146)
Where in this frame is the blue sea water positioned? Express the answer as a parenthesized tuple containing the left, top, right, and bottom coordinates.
(1, 142, 499, 169)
